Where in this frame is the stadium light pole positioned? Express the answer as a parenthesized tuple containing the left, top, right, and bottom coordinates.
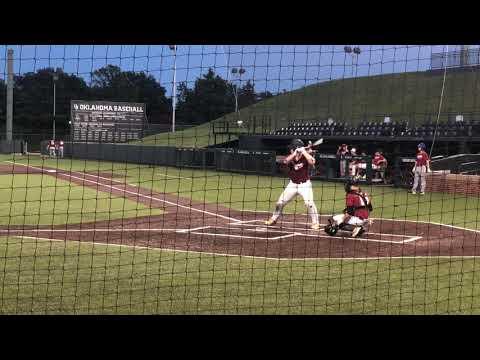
(353, 47, 361, 78)
(52, 71, 59, 141)
(344, 46, 361, 78)
(6, 49, 13, 143)
(231, 67, 246, 115)
(169, 45, 177, 133)
(344, 46, 353, 77)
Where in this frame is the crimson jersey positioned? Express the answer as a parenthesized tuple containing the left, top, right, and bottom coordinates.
(337, 148, 349, 159)
(415, 151, 429, 166)
(288, 156, 310, 184)
(346, 192, 371, 220)
(49, 140, 55, 149)
(373, 154, 386, 166)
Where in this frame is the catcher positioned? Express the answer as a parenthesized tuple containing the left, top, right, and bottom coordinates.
(324, 180, 373, 238)
(265, 139, 320, 230)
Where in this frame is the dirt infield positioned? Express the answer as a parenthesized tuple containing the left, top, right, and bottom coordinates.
(1, 162, 480, 259)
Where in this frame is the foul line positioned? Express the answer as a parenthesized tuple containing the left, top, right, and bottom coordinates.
(0, 226, 420, 244)
(5, 161, 239, 223)
(8, 235, 480, 262)
(0, 228, 179, 233)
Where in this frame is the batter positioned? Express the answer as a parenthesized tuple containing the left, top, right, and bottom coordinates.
(265, 139, 320, 230)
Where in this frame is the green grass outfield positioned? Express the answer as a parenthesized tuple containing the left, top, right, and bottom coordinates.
(1, 154, 480, 314)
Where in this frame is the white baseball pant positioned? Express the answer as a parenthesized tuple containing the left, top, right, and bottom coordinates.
(271, 180, 319, 224)
(332, 213, 366, 227)
(412, 165, 427, 193)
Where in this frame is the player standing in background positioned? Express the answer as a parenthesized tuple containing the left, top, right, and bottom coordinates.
(265, 139, 320, 230)
(58, 140, 64, 158)
(48, 139, 56, 158)
(336, 144, 349, 178)
(412, 142, 431, 195)
(348, 147, 360, 178)
(372, 151, 388, 182)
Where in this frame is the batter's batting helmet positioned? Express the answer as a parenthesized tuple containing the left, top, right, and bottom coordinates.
(289, 139, 304, 152)
(417, 142, 426, 150)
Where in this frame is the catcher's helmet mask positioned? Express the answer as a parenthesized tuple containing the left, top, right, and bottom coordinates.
(344, 179, 359, 193)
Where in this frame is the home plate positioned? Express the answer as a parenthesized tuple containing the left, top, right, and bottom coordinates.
(253, 227, 269, 232)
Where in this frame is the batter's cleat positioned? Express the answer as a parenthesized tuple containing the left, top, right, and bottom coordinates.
(352, 226, 363, 238)
(311, 223, 321, 230)
(264, 218, 277, 226)
(411, 191, 417, 195)
(420, 192, 425, 195)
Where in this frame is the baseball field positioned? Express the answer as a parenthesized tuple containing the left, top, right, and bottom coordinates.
(1, 153, 480, 314)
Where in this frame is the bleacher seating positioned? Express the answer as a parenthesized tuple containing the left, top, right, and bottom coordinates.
(271, 118, 480, 138)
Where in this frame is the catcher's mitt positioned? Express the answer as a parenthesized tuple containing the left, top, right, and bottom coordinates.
(324, 223, 338, 236)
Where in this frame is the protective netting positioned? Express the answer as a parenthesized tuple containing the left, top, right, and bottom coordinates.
(1, 45, 480, 314)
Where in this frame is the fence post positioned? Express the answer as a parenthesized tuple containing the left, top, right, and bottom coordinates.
(393, 157, 401, 187)
(365, 156, 373, 184)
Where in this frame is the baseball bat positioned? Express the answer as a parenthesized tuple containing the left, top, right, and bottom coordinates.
(306, 138, 323, 149)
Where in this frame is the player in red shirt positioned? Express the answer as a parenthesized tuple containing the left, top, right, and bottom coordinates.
(265, 139, 320, 230)
(372, 151, 388, 182)
(324, 180, 373, 238)
(412, 142, 431, 195)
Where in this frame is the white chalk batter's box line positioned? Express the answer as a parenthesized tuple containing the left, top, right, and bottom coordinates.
(228, 220, 422, 244)
(175, 224, 422, 244)
(177, 226, 295, 240)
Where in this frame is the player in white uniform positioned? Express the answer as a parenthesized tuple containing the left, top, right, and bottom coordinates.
(58, 140, 64, 158)
(265, 139, 320, 230)
(48, 140, 56, 158)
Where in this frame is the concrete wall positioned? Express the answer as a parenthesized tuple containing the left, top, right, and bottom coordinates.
(40, 141, 277, 175)
(0, 140, 25, 154)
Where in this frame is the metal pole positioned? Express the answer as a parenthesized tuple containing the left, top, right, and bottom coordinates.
(172, 47, 177, 133)
(6, 49, 13, 142)
(351, 55, 354, 77)
(53, 80, 56, 141)
(234, 78, 239, 114)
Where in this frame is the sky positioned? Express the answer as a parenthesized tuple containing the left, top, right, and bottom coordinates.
(0, 45, 476, 98)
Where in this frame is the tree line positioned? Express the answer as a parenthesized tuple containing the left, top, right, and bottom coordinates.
(0, 65, 274, 134)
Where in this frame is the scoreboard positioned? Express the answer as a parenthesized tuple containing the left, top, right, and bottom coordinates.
(71, 100, 146, 143)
